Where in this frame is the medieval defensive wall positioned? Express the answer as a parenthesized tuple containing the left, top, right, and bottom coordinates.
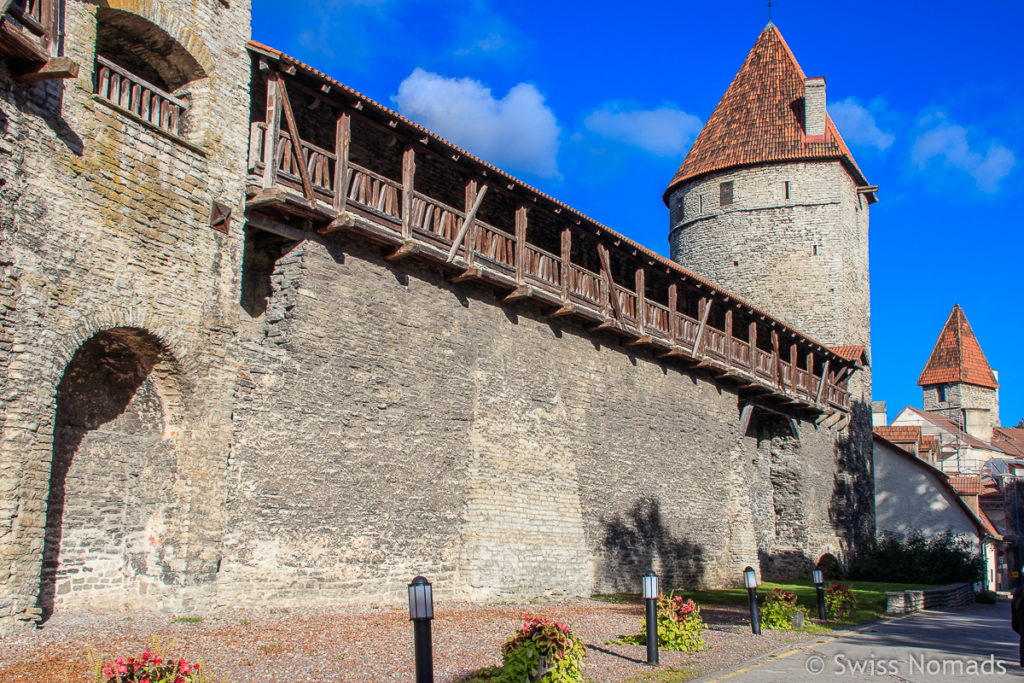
(0, 0, 874, 631)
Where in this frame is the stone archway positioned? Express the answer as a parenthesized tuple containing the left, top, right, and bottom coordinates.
(38, 327, 187, 620)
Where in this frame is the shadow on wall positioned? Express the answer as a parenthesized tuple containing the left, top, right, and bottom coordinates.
(758, 549, 813, 581)
(38, 327, 180, 622)
(3, 78, 83, 155)
(828, 399, 875, 561)
(598, 497, 705, 592)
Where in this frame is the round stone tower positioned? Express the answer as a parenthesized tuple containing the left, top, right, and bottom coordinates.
(664, 23, 875, 355)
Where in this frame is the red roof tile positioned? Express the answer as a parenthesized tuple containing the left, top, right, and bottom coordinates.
(663, 23, 870, 203)
(873, 426, 922, 444)
(830, 345, 865, 362)
(917, 305, 998, 389)
(993, 427, 1024, 458)
(949, 475, 983, 496)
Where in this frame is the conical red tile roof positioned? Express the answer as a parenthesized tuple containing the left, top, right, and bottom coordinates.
(663, 23, 870, 204)
(917, 305, 998, 389)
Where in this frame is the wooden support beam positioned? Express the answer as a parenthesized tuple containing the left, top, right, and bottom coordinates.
(262, 74, 283, 190)
(560, 226, 571, 303)
(276, 77, 315, 202)
(656, 347, 689, 359)
(625, 335, 654, 347)
(11, 56, 79, 84)
(691, 299, 711, 358)
(771, 330, 781, 386)
(635, 266, 646, 334)
(401, 145, 415, 237)
(464, 179, 478, 267)
(514, 206, 527, 283)
(324, 212, 355, 233)
(446, 183, 488, 262)
(597, 243, 623, 323)
(333, 112, 351, 213)
(739, 404, 755, 436)
(815, 360, 831, 403)
(386, 239, 418, 261)
(590, 318, 619, 333)
(448, 267, 483, 284)
(749, 322, 758, 374)
(548, 303, 577, 318)
(668, 284, 678, 345)
(504, 284, 534, 302)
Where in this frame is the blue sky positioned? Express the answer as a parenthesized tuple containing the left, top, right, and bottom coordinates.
(252, 0, 1024, 427)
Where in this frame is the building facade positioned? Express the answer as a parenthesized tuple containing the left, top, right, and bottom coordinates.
(0, 4, 875, 631)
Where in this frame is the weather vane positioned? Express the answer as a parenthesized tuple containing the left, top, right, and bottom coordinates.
(763, 0, 776, 21)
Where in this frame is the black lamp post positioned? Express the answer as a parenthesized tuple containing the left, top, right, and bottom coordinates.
(813, 567, 827, 621)
(408, 576, 434, 683)
(642, 571, 659, 665)
(744, 566, 761, 635)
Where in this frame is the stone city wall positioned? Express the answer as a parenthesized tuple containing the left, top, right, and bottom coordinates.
(0, 0, 252, 630)
(221, 232, 862, 608)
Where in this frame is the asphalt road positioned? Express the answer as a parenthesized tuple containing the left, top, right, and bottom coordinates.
(703, 604, 1024, 682)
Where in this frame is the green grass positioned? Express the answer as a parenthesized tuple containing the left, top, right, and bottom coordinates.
(624, 665, 700, 682)
(594, 579, 939, 625)
(172, 615, 204, 624)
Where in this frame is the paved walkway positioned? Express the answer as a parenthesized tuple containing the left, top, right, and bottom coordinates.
(703, 604, 1024, 682)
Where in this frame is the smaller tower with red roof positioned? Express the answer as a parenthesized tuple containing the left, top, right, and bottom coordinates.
(918, 304, 1000, 441)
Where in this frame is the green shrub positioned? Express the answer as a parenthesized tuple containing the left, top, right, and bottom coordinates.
(612, 593, 706, 653)
(824, 583, 857, 619)
(760, 589, 806, 631)
(849, 532, 983, 584)
(976, 590, 998, 605)
(486, 616, 585, 682)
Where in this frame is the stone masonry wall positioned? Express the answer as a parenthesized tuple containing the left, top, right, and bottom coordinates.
(668, 161, 870, 352)
(0, 0, 252, 630)
(923, 384, 1000, 439)
(222, 233, 855, 607)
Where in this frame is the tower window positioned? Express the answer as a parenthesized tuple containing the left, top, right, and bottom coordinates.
(785, 181, 791, 199)
(699, 195, 703, 213)
(720, 181, 733, 206)
(812, 245, 819, 256)
(937, 386, 946, 403)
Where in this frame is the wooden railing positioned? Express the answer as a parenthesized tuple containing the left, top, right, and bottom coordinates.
(411, 192, 463, 244)
(95, 56, 188, 136)
(246, 116, 854, 413)
(568, 265, 600, 306)
(347, 163, 399, 221)
(474, 221, 515, 270)
(524, 244, 560, 287)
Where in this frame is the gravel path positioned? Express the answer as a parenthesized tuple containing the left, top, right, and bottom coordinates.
(0, 600, 832, 681)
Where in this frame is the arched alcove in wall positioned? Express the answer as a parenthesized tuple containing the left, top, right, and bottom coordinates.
(38, 327, 188, 620)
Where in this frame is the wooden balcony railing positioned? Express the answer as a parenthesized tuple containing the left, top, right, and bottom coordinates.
(347, 163, 399, 221)
(246, 113, 853, 413)
(8, 0, 46, 36)
(474, 221, 515, 271)
(411, 192, 463, 244)
(524, 244, 560, 288)
(95, 56, 188, 136)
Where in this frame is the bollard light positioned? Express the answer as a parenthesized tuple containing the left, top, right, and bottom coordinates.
(642, 571, 659, 665)
(643, 572, 659, 600)
(408, 576, 434, 683)
(813, 567, 826, 621)
(743, 566, 761, 635)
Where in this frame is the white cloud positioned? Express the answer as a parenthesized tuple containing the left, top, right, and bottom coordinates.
(393, 68, 560, 177)
(583, 103, 703, 157)
(911, 114, 1016, 193)
(828, 97, 895, 151)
